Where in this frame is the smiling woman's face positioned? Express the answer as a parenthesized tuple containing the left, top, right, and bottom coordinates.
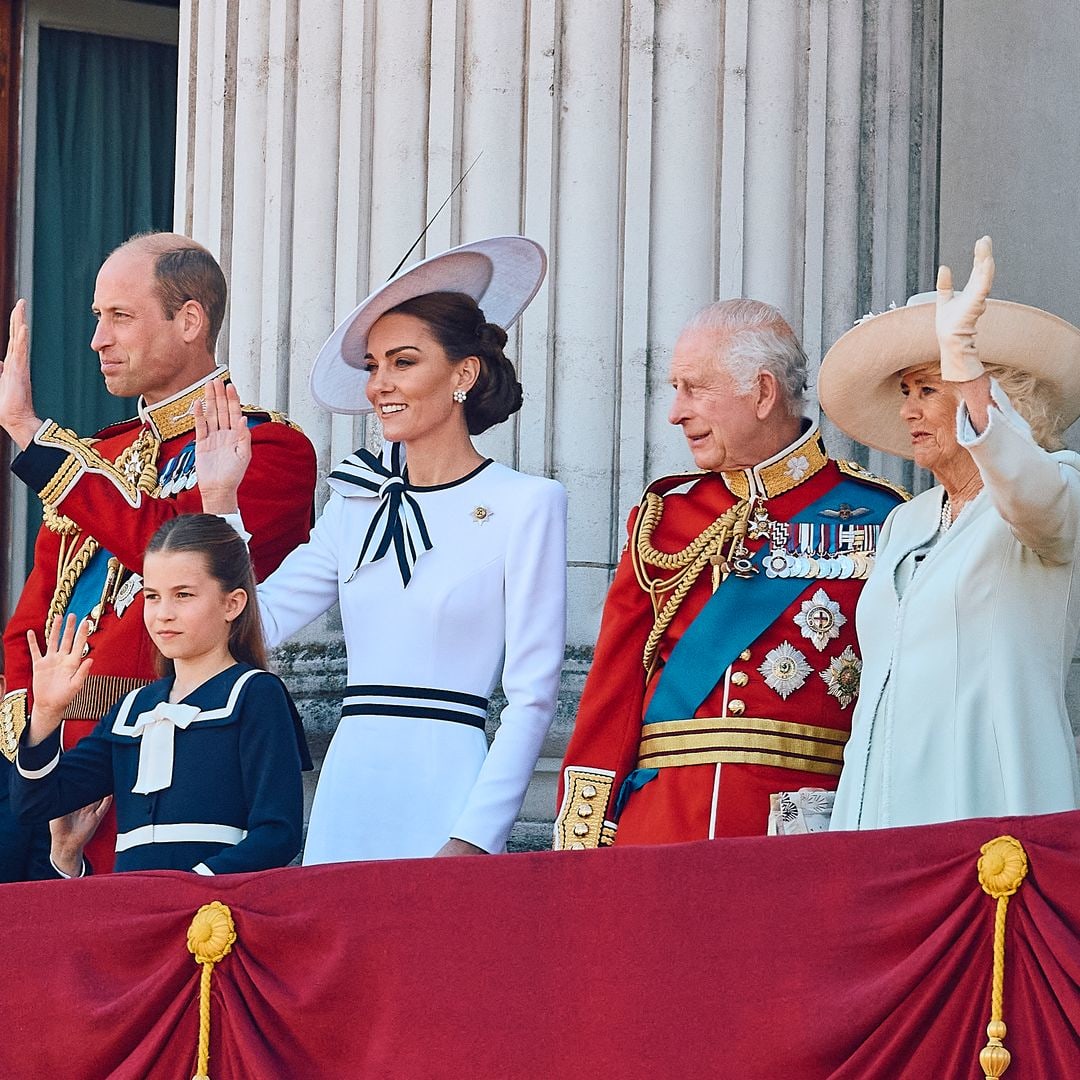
(897, 365, 965, 475)
(362, 312, 473, 446)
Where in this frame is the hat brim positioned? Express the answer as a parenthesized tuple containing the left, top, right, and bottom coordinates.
(309, 236, 547, 414)
(818, 299, 1080, 458)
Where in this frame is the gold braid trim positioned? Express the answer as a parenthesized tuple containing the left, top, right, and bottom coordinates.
(65, 674, 152, 721)
(553, 768, 616, 850)
(42, 503, 80, 536)
(36, 422, 161, 508)
(127, 428, 163, 497)
(632, 493, 750, 675)
(46, 536, 101, 640)
(257, 407, 306, 433)
(837, 459, 911, 502)
(0, 691, 28, 762)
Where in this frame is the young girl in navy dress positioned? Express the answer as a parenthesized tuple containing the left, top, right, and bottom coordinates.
(10, 514, 309, 876)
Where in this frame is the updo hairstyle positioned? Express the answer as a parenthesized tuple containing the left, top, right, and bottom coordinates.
(383, 291, 523, 434)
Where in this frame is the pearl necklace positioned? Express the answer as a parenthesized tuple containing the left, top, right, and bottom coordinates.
(940, 498, 953, 532)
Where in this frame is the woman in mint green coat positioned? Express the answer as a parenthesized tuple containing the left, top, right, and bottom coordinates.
(819, 237, 1080, 829)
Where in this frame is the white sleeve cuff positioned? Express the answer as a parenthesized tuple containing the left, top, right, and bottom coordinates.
(956, 376, 1033, 448)
(192, 862, 215, 876)
(17, 745, 61, 779)
(219, 511, 251, 544)
(49, 855, 86, 879)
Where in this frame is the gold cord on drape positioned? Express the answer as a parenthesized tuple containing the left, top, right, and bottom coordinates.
(186, 901, 237, 1080)
(976, 835, 1029, 1079)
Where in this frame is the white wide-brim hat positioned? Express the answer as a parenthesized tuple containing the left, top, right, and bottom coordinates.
(818, 294, 1080, 458)
(309, 235, 547, 414)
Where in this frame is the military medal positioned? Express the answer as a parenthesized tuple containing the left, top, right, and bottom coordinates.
(758, 641, 812, 700)
(114, 572, 144, 618)
(794, 588, 846, 651)
(820, 645, 862, 708)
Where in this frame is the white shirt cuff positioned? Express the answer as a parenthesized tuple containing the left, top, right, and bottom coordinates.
(219, 511, 251, 544)
(49, 855, 86, 879)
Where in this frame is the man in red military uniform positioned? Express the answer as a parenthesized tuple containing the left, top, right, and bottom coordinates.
(0, 232, 316, 877)
(555, 299, 906, 849)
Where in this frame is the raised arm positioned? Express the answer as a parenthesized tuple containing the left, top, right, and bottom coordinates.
(195, 378, 251, 515)
(940, 236, 1080, 560)
(936, 234, 995, 431)
(0, 299, 45, 449)
(26, 615, 94, 747)
(11, 377, 315, 580)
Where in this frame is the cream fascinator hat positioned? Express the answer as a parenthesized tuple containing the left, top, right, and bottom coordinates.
(310, 235, 547, 414)
(818, 293, 1080, 458)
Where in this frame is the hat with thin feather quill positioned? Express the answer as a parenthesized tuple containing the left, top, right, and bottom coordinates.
(309, 236, 547, 415)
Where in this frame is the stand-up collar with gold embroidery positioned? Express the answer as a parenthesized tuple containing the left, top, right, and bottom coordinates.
(138, 366, 229, 441)
(721, 421, 828, 500)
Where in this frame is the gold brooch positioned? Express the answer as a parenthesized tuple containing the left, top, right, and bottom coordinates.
(471, 505, 493, 524)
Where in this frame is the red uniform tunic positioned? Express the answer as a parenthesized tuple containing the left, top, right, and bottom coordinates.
(554, 425, 906, 848)
(1, 368, 316, 873)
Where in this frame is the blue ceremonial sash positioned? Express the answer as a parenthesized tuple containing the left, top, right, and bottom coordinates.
(64, 548, 114, 624)
(642, 477, 898, 727)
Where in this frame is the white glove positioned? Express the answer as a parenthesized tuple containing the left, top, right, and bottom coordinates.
(936, 235, 995, 382)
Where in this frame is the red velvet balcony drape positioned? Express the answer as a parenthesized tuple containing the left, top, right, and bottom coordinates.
(2, 810, 1078, 1078)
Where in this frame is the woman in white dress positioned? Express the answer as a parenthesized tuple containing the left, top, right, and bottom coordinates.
(198, 237, 567, 862)
(818, 236, 1080, 829)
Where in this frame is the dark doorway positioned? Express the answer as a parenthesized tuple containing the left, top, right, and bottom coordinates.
(24, 25, 178, 561)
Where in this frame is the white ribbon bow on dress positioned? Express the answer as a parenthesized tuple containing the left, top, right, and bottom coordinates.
(128, 701, 202, 794)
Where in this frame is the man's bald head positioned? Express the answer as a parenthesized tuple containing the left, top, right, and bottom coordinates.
(111, 232, 227, 353)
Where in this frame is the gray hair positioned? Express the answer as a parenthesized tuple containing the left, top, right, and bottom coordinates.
(682, 299, 808, 411)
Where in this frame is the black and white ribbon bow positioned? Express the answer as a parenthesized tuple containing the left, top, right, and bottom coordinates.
(328, 442, 433, 587)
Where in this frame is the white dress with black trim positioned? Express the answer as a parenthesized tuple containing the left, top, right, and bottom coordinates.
(256, 443, 568, 862)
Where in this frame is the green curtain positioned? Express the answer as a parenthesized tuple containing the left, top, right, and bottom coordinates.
(27, 27, 177, 557)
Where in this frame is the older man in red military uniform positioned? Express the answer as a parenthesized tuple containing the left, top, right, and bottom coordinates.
(0, 232, 316, 877)
(555, 299, 906, 849)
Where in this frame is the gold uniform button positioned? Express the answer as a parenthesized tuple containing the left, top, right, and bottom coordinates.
(573, 823, 589, 837)
(577, 804, 594, 818)
(728, 699, 746, 716)
(731, 671, 749, 687)
(570, 842, 586, 850)
(581, 784, 597, 799)
(739, 649, 751, 661)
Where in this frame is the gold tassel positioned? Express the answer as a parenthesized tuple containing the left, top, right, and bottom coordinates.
(186, 901, 237, 1080)
(976, 835, 1029, 1079)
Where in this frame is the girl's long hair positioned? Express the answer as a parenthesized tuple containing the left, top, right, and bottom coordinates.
(144, 514, 268, 676)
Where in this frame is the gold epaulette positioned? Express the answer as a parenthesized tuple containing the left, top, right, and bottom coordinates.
(241, 405, 306, 434)
(0, 690, 27, 762)
(837, 459, 911, 502)
(552, 768, 617, 850)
